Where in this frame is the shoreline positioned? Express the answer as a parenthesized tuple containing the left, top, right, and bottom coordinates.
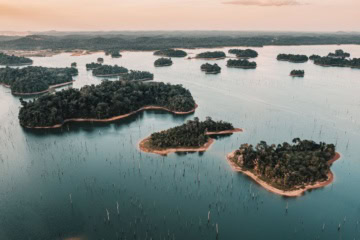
(93, 73, 126, 77)
(0, 62, 33, 66)
(226, 151, 341, 197)
(277, 59, 308, 63)
(139, 128, 243, 156)
(12, 81, 75, 96)
(154, 64, 173, 67)
(290, 74, 304, 77)
(193, 57, 226, 60)
(227, 65, 256, 69)
(314, 63, 360, 69)
(23, 104, 198, 129)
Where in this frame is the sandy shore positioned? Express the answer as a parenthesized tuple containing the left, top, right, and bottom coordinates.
(12, 81, 75, 96)
(226, 151, 341, 197)
(139, 128, 242, 156)
(24, 104, 198, 129)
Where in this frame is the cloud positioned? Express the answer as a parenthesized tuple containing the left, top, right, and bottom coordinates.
(222, 0, 305, 6)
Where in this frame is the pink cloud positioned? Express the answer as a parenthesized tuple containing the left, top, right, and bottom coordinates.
(223, 0, 305, 6)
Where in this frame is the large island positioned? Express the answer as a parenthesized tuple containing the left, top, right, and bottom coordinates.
(139, 117, 242, 155)
(0, 66, 78, 95)
(19, 81, 197, 128)
(154, 49, 187, 57)
(227, 139, 340, 197)
(0, 52, 33, 66)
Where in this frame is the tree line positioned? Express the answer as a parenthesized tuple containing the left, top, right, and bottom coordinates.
(227, 59, 257, 69)
(92, 65, 128, 76)
(0, 52, 33, 65)
(277, 54, 308, 63)
(154, 49, 187, 57)
(121, 70, 154, 81)
(196, 51, 226, 59)
(200, 63, 221, 74)
(228, 49, 258, 58)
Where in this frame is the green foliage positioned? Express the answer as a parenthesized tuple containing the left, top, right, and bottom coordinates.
(92, 65, 128, 76)
(309, 55, 321, 61)
(121, 70, 154, 81)
(228, 49, 258, 58)
(154, 58, 173, 67)
(154, 49, 187, 57)
(200, 63, 221, 74)
(71, 62, 77, 68)
(19, 81, 196, 127)
(0, 66, 77, 94)
(231, 139, 336, 189)
(290, 70, 304, 76)
(196, 51, 226, 59)
(277, 54, 308, 63)
(0, 52, 33, 65)
(226, 59, 257, 69)
(314, 57, 360, 68)
(86, 62, 102, 70)
(97, 58, 104, 63)
(148, 117, 234, 149)
(328, 49, 350, 58)
(111, 51, 122, 58)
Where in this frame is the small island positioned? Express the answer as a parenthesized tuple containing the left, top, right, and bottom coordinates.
(228, 49, 258, 58)
(154, 49, 187, 57)
(328, 49, 350, 58)
(195, 51, 226, 60)
(314, 56, 360, 68)
(154, 58, 173, 67)
(111, 51, 122, 58)
(92, 64, 128, 77)
(290, 70, 305, 77)
(226, 59, 257, 69)
(97, 57, 104, 63)
(200, 63, 221, 74)
(19, 81, 197, 128)
(0, 66, 78, 95)
(227, 138, 340, 197)
(71, 62, 77, 68)
(86, 62, 102, 70)
(0, 52, 33, 66)
(121, 70, 154, 81)
(139, 117, 242, 155)
(277, 54, 308, 63)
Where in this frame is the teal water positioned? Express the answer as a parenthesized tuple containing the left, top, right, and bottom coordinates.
(0, 45, 359, 240)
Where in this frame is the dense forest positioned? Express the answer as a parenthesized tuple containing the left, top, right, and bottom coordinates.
(309, 54, 321, 61)
(228, 49, 258, 58)
(19, 81, 196, 127)
(86, 62, 102, 70)
(314, 57, 360, 68)
(290, 70, 305, 77)
(121, 70, 154, 81)
(97, 57, 104, 63)
(277, 54, 308, 63)
(196, 51, 226, 59)
(92, 65, 128, 76)
(0, 66, 77, 94)
(328, 49, 350, 58)
(229, 139, 336, 190)
(0, 52, 33, 65)
(154, 49, 187, 57)
(154, 58, 173, 67)
(1, 33, 360, 51)
(226, 59, 257, 69)
(200, 63, 221, 74)
(147, 117, 234, 149)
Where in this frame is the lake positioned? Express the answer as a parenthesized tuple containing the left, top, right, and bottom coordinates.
(0, 45, 359, 240)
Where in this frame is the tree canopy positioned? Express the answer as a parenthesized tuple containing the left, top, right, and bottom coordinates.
(154, 58, 173, 67)
(226, 59, 257, 69)
(86, 62, 102, 70)
(290, 70, 304, 77)
(228, 49, 258, 58)
(328, 49, 350, 58)
(154, 49, 187, 57)
(0, 52, 33, 66)
(92, 64, 128, 76)
(314, 57, 360, 68)
(200, 63, 221, 74)
(277, 54, 308, 63)
(121, 70, 154, 81)
(196, 51, 226, 59)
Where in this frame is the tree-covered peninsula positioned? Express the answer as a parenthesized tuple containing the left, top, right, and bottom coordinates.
(277, 54, 308, 63)
(328, 49, 350, 58)
(0, 66, 78, 95)
(200, 63, 221, 74)
(121, 70, 154, 81)
(154, 49, 187, 57)
(195, 51, 226, 59)
(19, 81, 196, 128)
(92, 64, 128, 77)
(290, 70, 305, 77)
(227, 139, 339, 196)
(228, 49, 258, 58)
(314, 57, 360, 68)
(86, 62, 102, 70)
(0, 52, 33, 66)
(154, 58, 173, 67)
(140, 117, 242, 155)
(226, 59, 257, 69)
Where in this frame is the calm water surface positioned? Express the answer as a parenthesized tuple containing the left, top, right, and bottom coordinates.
(0, 45, 359, 240)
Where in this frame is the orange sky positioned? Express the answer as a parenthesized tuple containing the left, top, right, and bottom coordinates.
(0, 0, 359, 31)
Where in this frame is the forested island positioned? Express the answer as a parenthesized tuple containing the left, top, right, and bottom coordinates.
(86, 62, 102, 70)
(200, 63, 221, 74)
(139, 117, 242, 155)
(111, 51, 122, 58)
(154, 49, 187, 57)
(195, 51, 226, 59)
(19, 81, 196, 128)
(228, 49, 258, 58)
(154, 58, 173, 67)
(121, 70, 154, 81)
(226, 59, 257, 69)
(314, 57, 360, 68)
(92, 64, 128, 77)
(97, 57, 104, 63)
(277, 54, 308, 63)
(71, 62, 77, 68)
(309, 55, 321, 61)
(0, 52, 33, 66)
(328, 49, 350, 58)
(0, 66, 77, 95)
(290, 70, 305, 77)
(227, 139, 340, 197)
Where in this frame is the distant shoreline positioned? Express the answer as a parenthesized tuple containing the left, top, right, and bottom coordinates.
(23, 104, 198, 129)
(226, 151, 341, 197)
